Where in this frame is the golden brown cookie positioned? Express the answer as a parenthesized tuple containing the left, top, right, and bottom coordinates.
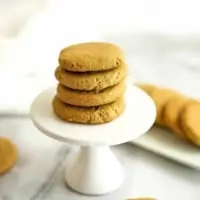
(150, 88, 177, 126)
(126, 198, 156, 200)
(52, 96, 125, 124)
(162, 95, 191, 140)
(58, 42, 124, 72)
(136, 83, 157, 96)
(57, 81, 125, 107)
(0, 137, 17, 175)
(179, 102, 200, 146)
(55, 62, 127, 91)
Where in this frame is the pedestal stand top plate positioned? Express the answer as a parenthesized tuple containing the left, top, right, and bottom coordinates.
(30, 84, 156, 146)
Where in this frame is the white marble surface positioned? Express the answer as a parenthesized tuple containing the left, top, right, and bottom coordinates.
(0, 118, 200, 200)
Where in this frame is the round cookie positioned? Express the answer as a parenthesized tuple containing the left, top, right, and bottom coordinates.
(127, 198, 156, 200)
(180, 102, 200, 146)
(150, 88, 177, 126)
(0, 137, 17, 175)
(56, 81, 125, 107)
(136, 83, 157, 96)
(55, 62, 127, 91)
(58, 42, 124, 72)
(162, 95, 191, 140)
(52, 96, 125, 124)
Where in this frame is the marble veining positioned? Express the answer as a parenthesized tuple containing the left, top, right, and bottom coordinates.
(0, 118, 199, 200)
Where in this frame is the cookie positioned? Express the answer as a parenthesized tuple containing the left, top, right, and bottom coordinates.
(52, 96, 125, 124)
(162, 95, 191, 139)
(55, 62, 127, 91)
(58, 42, 124, 72)
(126, 198, 156, 200)
(0, 137, 17, 175)
(57, 81, 125, 107)
(150, 88, 177, 126)
(136, 83, 157, 96)
(180, 102, 200, 146)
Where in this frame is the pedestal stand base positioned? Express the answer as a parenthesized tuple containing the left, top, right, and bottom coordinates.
(30, 85, 156, 196)
(65, 146, 124, 195)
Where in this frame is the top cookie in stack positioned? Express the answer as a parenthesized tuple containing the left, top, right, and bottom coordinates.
(52, 42, 128, 124)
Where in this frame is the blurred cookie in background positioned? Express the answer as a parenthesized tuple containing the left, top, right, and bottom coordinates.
(0, 137, 18, 175)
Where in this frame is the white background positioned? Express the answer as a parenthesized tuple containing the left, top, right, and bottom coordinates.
(1, 0, 200, 113)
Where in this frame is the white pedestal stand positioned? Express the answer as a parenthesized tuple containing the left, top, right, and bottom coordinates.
(30, 85, 156, 196)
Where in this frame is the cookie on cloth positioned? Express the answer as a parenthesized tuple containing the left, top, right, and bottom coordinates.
(55, 62, 127, 91)
(162, 95, 192, 140)
(0, 137, 17, 175)
(150, 87, 177, 126)
(52, 96, 125, 124)
(179, 101, 200, 146)
(56, 81, 125, 107)
(59, 42, 124, 72)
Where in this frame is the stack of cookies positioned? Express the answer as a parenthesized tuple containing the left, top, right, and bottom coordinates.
(52, 42, 127, 124)
(137, 83, 200, 147)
